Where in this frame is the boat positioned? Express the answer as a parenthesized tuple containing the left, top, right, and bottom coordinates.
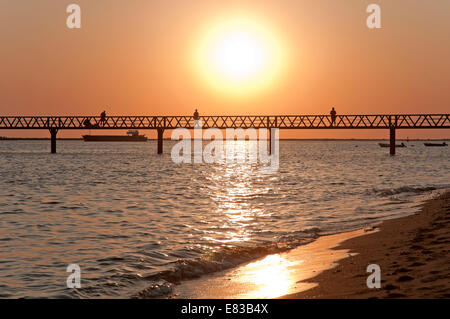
(378, 142, 406, 148)
(83, 130, 148, 142)
(424, 142, 448, 147)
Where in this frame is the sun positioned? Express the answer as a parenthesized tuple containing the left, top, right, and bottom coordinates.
(212, 29, 268, 80)
(195, 18, 285, 95)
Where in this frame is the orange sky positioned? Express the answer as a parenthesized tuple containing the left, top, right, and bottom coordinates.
(0, 0, 449, 139)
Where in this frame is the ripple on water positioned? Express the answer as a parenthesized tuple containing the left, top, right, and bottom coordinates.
(0, 140, 448, 297)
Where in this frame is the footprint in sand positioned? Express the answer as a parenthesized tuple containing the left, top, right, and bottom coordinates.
(384, 284, 398, 291)
(409, 262, 425, 267)
(386, 293, 406, 298)
(399, 251, 410, 256)
(393, 268, 410, 274)
(397, 275, 414, 282)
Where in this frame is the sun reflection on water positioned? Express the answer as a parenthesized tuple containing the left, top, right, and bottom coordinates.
(238, 254, 301, 298)
(199, 141, 275, 245)
(200, 148, 299, 297)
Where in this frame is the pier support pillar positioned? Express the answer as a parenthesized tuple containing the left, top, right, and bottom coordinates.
(389, 126, 396, 156)
(50, 128, 58, 154)
(269, 128, 278, 155)
(157, 128, 164, 154)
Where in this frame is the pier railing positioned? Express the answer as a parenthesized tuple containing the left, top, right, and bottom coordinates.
(0, 114, 449, 154)
(0, 114, 449, 129)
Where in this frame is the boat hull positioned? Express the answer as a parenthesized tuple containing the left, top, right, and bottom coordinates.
(424, 143, 448, 147)
(378, 143, 406, 148)
(82, 135, 147, 142)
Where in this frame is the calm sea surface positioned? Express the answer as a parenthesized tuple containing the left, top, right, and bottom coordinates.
(0, 140, 448, 298)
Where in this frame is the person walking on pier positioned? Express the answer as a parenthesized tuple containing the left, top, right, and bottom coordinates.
(193, 109, 200, 127)
(330, 107, 337, 126)
(100, 110, 107, 126)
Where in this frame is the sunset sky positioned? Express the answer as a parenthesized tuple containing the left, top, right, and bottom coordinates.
(0, 0, 449, 138)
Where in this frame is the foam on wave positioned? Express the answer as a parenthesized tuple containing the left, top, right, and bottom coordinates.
(133, 227, 321, 298)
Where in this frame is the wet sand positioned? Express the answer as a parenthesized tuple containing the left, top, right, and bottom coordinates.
(172, 229, 370, 298)
(282, 191, 450, 299)
(171, 192, 449, 299)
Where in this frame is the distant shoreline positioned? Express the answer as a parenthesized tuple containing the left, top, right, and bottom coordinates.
(0, 137, 449, 141)
(0, 137, 83, 140)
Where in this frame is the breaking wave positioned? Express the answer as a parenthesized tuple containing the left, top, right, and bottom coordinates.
(372, 186, 439, 197)
(133, 227, 321, 298)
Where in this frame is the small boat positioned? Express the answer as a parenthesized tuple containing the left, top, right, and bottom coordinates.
(424, 142, 448, 147)
(378, 142, 406, 148)
(83, 130, 148, 142)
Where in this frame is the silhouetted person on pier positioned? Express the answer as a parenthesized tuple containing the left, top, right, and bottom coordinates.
(330, 107, 337, 126)
(193, 109, 200, 128)
(83, 118, 92, 128)
(100, 110, 106, 126)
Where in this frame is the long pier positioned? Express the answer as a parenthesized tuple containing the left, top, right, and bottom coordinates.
(0, 114, 449, 155)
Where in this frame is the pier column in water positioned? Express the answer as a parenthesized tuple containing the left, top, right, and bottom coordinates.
(157, 128, 164, 154)
(268, 116, 278, 155)
(269, 128, 278, 155)
(389, 126, 396, 156)
(49, 128, 58, 154)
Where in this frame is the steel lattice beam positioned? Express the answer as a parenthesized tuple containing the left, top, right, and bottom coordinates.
(0, 114, 449, 129)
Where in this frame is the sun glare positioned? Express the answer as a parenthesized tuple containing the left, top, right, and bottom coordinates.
(196, 18, 285, 95)
(213, 30, 267, 80)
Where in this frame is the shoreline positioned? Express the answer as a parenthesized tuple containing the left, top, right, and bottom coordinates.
(170, 229, 372, 298)
(281, 191, 450, 298)
(169, 191, 449, 299)
(1, 138, 449, 141)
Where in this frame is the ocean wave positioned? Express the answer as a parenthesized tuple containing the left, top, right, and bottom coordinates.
(134, 282, 173, 298)
(372, 186, 438, 197)
(132, 227, 321, 298)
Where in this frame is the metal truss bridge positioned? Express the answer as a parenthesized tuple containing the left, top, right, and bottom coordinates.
(1, 114, 448, 155)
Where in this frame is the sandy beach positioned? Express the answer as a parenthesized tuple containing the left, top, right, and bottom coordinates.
(282, 191, 450, 299)
(170, 191, 449, 299)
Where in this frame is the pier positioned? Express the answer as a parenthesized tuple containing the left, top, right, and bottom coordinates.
(0, 114, 449, 155)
